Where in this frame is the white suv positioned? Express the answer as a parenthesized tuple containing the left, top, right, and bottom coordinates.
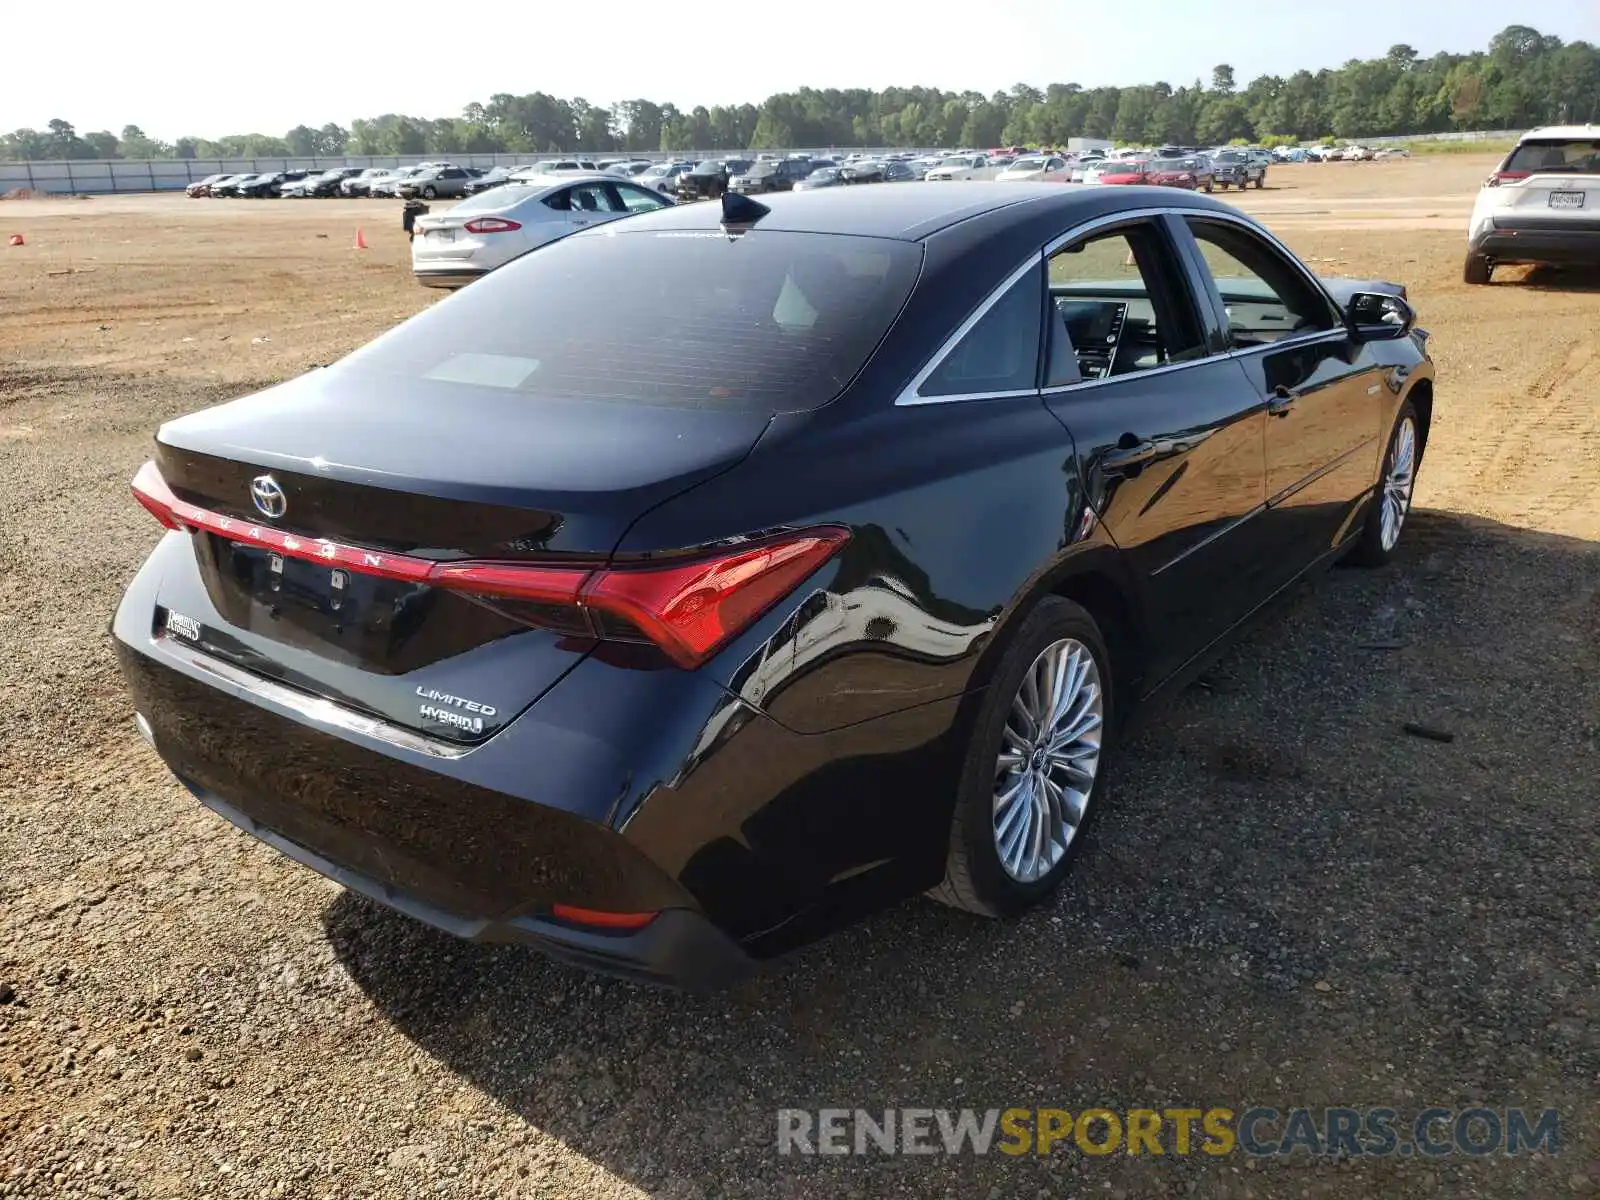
(1466, 125, 1600, 284)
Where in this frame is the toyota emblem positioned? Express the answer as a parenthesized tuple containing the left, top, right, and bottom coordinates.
(250, 475, 288, 519)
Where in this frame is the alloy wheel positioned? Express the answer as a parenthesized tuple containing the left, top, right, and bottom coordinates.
(1380, 415, 1417, 552)
(993, 638, 1104, 883)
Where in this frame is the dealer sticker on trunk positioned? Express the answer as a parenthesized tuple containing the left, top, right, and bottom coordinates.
(164, 610, 202, 642)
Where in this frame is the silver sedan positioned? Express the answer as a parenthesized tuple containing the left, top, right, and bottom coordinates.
(409, 172, 675, 288)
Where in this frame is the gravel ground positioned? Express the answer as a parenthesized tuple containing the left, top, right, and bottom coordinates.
(1, 159, 1597, 1198)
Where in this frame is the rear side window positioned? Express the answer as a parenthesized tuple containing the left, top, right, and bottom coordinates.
(1505, 139, 1600, 174)
(341, 230, 923, 414)
(918, 261, 1043, 399)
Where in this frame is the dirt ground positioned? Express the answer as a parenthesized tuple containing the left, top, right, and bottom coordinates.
(0, 157, 1596, 1199)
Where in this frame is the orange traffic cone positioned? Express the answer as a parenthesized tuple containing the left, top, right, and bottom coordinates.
(7, 234, 22, 246)
(353, 227, 369, 250)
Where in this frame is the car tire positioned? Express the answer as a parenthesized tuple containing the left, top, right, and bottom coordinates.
(1254, 175, 1265, 189)
(1347, 398, 1420, 568)
(930, 596, 1114, 918)
(422, 186, 437, 200)
(1203, 181, 1213, 192)
(1463, 254, 1493, 285)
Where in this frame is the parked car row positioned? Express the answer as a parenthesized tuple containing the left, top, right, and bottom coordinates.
(184, 163, 492, 199)
(181, 138, 1417, 203)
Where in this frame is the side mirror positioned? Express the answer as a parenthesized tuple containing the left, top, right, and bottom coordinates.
(1346, 291, 1415, 341)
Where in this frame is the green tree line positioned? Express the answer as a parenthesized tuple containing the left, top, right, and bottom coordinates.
(4, 25, 1594, 162)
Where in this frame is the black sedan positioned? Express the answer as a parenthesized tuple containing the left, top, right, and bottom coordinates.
(305, 167, 365, 197)
(116, 185, 1434, 988)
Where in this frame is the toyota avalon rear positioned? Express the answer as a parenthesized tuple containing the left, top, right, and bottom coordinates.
(115, 220, 922, 987)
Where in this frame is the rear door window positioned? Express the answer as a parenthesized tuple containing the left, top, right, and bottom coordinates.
(608, 184, 670, 213)
(341, 230, 923, 414)
(567, 184, 621, 213)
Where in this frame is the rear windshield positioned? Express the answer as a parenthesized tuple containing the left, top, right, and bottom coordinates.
(342, 229, 923, 413)
(1505, 139, 1600, 174)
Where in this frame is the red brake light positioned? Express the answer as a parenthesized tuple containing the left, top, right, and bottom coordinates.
(129, 462, 848, 670)
(428, 561, 589, 605)
(462, 217, 522, 234)
(583, 532, 849, 668)
(1487, 170, 1529, 187)
(131, 460, 184, 530)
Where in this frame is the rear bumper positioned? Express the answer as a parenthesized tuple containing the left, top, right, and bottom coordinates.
(118, 632, 757, 990)
(112, 529, 969, 982)
(1471, 218, 1600, 265)
(191, 785, 752, 989)
(413, 268, 488, 288)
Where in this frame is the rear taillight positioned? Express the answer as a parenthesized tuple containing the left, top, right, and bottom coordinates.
(130, 462, 848, 669)
(549, 904, 658, 931)
(582, 536, 846, 667)
(1486, 170, 1529, 187)
(131, 461, 184, 530)
(462, 217, 521, 234)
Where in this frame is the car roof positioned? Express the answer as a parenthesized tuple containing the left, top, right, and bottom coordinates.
(575, 181, 1235, 242)
(1520, 125, 1600, 140)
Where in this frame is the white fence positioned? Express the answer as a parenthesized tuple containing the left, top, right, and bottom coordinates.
(1363, 128, 1525, 145)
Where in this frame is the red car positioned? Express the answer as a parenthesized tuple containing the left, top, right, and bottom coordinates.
(1148, 158, 1203, 190)
(1097, 161, 1153, 185)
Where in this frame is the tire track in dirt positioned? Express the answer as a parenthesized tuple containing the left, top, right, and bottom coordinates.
(1482, 337, 1600, 536)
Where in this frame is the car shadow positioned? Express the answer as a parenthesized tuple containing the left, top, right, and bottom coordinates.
(325, 508, 1598, 1197)
(1516, 262, 1600, 292)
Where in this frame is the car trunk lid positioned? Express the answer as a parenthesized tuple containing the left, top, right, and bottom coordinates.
(145, 365, 770, 745)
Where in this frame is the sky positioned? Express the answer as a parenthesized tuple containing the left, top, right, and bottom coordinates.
(5, 0, 1598, 141)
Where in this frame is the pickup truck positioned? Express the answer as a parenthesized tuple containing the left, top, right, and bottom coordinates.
(1210, 150, 1267, 190)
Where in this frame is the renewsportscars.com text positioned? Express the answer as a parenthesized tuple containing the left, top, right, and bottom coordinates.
(776, 1107, 1560, 1158)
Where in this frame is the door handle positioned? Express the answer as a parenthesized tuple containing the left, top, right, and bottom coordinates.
(1101, 439, 1158, 472)
(1266, 385, 1297, 416)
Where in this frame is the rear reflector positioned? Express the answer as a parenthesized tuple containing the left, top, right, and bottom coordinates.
(131, 461, 848, 668)
(549, 904, 658, 931)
